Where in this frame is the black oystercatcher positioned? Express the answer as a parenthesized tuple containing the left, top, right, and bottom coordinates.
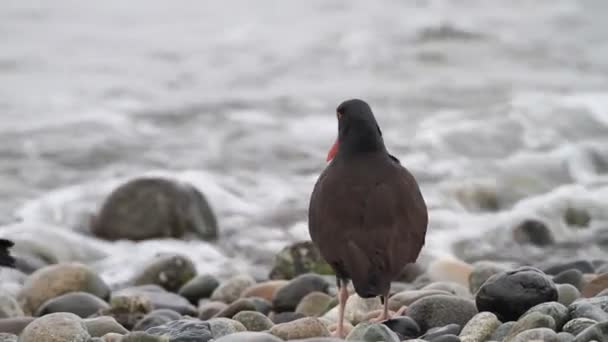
(0, 239, 15, 268)
(309, 99, 428, 337)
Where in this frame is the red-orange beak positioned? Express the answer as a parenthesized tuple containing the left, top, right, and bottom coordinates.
(326, 139, 338, 162)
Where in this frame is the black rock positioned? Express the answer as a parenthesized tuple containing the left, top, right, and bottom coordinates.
(269, 311, 305, 324)
(178, 274, 220, 305)
(512, 219, 555, 246)
(133, 309, 182, 331)
(35, 292, 109, 318)
(553, 269, 584, 289)
(568, 296, 608, 321)
(382, 316, 420, 339)
(573, 321, 608, 342)
(476, 267, 558, 321)
(272, 273, 329, 313)
(541, 260, 595, 276)
(146, 319, 213, 341)
(420, 323, 461, 340)
(430, 335, 461, 342)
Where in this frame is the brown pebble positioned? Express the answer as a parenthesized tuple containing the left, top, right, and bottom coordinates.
(582, 273, 608, 297)
(241, 280, 288, 302)
(199, 301, 228, 320)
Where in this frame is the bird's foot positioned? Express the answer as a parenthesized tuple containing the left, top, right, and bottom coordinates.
(367, 306, 407, 323)
(329, 322, 352, 338)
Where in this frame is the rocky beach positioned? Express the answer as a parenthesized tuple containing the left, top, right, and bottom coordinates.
(2, 0, 608, 341)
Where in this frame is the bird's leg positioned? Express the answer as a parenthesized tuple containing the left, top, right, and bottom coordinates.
(368, 294, 406, 322)
(331, 279, 350, 338)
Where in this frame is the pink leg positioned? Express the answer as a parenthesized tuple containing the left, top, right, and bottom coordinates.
(331, 283, 350, 338)
(369, 294, 406, 322)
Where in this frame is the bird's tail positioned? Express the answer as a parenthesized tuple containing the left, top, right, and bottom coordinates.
(0, 239, 15, 268)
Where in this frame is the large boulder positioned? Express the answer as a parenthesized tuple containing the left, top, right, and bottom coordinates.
(91, 177, 218, 241)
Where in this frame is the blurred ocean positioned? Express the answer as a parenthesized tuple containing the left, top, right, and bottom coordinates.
(2, 0, 608, 285)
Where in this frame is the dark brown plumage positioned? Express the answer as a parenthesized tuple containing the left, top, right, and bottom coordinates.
(308, 99, 428, 336)
(0, 239, 16, 268)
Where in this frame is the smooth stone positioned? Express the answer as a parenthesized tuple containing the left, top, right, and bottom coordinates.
(145, 319, 213, 341)
(273, 274, 330, 313)
(423, 282, 471, 298)
(208, 317, 247, 338)
(556, 332, 575, 342)
(421, 324, 462, 340)
(558, 284, 581, 306)
(214, 298, 256, 318)
(361, 323, 400, 342)
(98, 295, 153, 330)
(270, 317, 330, 340)
(214, 331, 284, 342)
(509, 328, 558, 342)
(388, 290, 452, 312)
(271, 311, 306, 324)
(0, 333, 17, 342)
(490, 321, 515, 341)
(573, 321, 608, 342)
(427, 258, 473, 288)
(178, 274, 220, 304)
(568, 296, 608, 321)
(121, 331, 170, 341)
(583, 273, 608, 298)
(553, 269, 584, 289)
(503, 312, 556, 342)
(408, 294, 478, 331)
(431, 335, 461, 342)
(211, 275, 257, 304)
(542, 260, 595, 276)
(345, 322, 373, 341)
(522, 301, 569, 330)
(343, 294, 382, 325)
(327, 321, 354, 337)
(132, 309, 181, 331)
(291, 339, 345, 342)
(17, 262, 110, 315)
(233, 310, 274, 332)
(133, 254, 196, 292)
(199, 301, 228, 320)
(512, 219, 555, 246)
(296, 292, 334, 317)
(0, 292, 23, 319)
(269, 241, 333, 280)
(84, 316, 128, 337)
(250, 297, 273, 315)
(459, 311, 501, 342)
(563, 318, 597, 336)
(0, 317, 35, 335)
(115, 286, 197, 315)
(382, 316, 420, 340)
(36, 291, 109, 318)
(468, 261, 510, 295)
(242, 281, 289, 302)
(19, 312, 90, 342)
(476, 267, 558, 321)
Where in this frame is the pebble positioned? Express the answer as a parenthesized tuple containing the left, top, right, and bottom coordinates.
(0, 292, 23, 318)
(388, 289, 452, 312)
(146, 319, 213, 341)
(242, 280, 289, 302)
(568, 296, 608, 321)
(423, 281, 471, 298)
(273, 273, 330, 313)
(199, 301, 229, 320)
(522, 301, 569, 330)
(458, 311, 501, 342)
(211, 275, 257, 304)
(572, 321, 608, 342)
(382, 316, 420, 340)
(214, 298, 257, 318)
(121, 331, 171, 341)
(582, 273, 608, 298)
(208, 317, 247, 338)
(133, 254, 197, 292)
(431, 335, 461, 342)
(0, 333, 17, 342)
(562, 318, 597, 336)
(115, 285, 197, 316)
(269, 241, 333, 280)
(421, 324, 462, 340)
(509, 327, 558, 342)
(361, 323, 400, 342)
(490, 321, 515, 341)
(36, 291, 109, 318)
(557, 284, 581, 306)
(214, 331, 284, 342)
(296, 292, 334, 317)
(503, 312, 556, 342)
(270, 317, 330, 340)
(345, 322, 373, 341)
(556, 332, 575, 342)
(553, 269, 584, 289)
(19, 312, 90, 342)
(541, 260, 595, 276)
(178, 274, 220, 304)
(512, 218, 555, 246)
(132, 309, 181, 331)
(98, 294, 153, 330)
(233, 310, 274, 331)
(476, 267, 557, 321)
(271, 311, 306, 324)
(427, 258, 473, 288)
(250, 297, 273, 315)
(84, 316, 128, 337)
(0, 317, 35, 335)
(407, 294, 478, 332)
(468, 261, 510, 294)
(17, 262, 110, 315)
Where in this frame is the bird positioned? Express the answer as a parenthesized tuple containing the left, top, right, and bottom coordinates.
(308, 99, 428, 338)
(0, 239, 16, 268)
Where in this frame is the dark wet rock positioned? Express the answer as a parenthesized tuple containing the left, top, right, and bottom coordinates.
(568, 296, 608, 321)
(382, 316, 420, 339)
(468, 261, 510, 294)
(270, 311, 306, 324)
(553, 269, 584, 289)
(573, 321, 608, 342)
(98, 294, 153, 330)
(490, 321, 515, 341)
(564, 207, 591, 228)
(557, 284, 581, 306)
(270, 317, 330, 340)
(541, 260, 595, 276)
(408, 294, 477, 332)
(563, 317, 597, 336)
(210, 275, 256, 304)
(272, 273, 329, 313)
(504, 312, 556, 341)
(583, 273, 608, 298)
(208, 317, 247, 338)
(458, 311, 500, 342)
(178, 274, 220, 304)
(0, 292, 23, 318)
(512, 219, 555, 246)
(388, 289, 452, 312)
(556, 332, 575, 342)
(269, 241, 334, 280)
(17, 262, 110, 315)
(84, 316, 128, 337)
(115, 285, 197, 316)
(19, 312, 90, 342)
(92, 177, 218, 241)
(476, 267, 557, 321)
(214, 332, 283, 342)
(509, 327, 558, 342)
(198, 301, 228, 320)
(421, 324, 462, 340)
(132, 309, 182, 331)
(233, 310, 274, 332)
(133, 254, 196, 292)
(0, 317, 35, 335)
(295, 292, 334, 317)
(146, 319, 213, 341)
(522, 301, 569, 330)
(214, 298, 256, 318)
(36, 291, 109, 318)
